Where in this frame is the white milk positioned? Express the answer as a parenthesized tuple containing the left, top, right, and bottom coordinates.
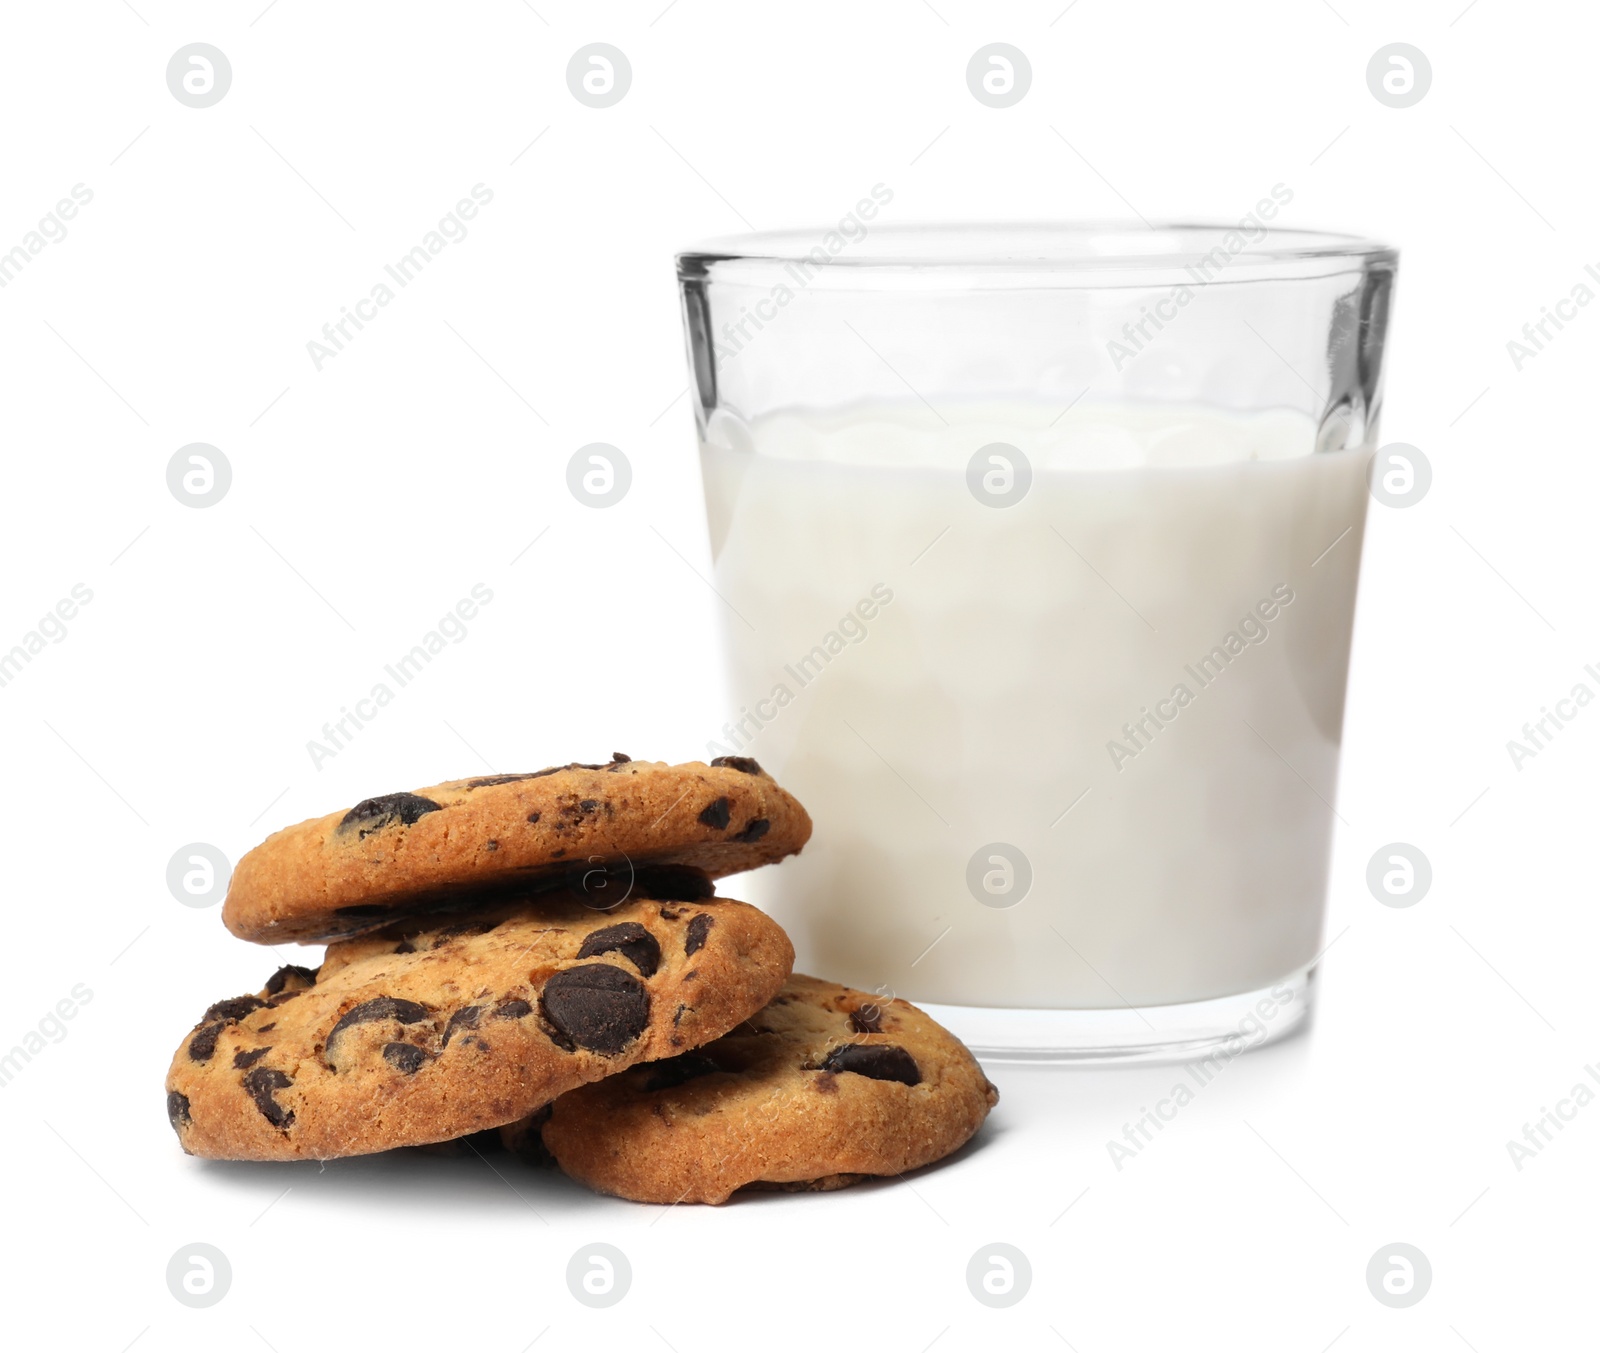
(701, 403, 1370, 1010)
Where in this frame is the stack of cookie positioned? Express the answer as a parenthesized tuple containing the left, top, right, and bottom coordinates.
(165, 755, 997, 1203)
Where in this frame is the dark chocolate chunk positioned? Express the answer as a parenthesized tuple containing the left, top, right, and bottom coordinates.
(258, 1022, 276, 1033)
(492, 998, 533, 1019)
(526, 811, 542, 823)
(337, 792, 444, 837)
(697, 796, 732, 830)
(441, 1006, 483, 1047)
(232, 1046, 272, 1069)
(611, 752, 632, 765)
(540, 964, 649, 1055)
(710, 755, 764, 775)
(684, 913, 714, 957)
(326, 997, 431, 1051)
(820, 1043, 921, 1086)
(732, 818, 770, 844)
(849, 1004, 883, 1034)
(263, 965, 318, 996)
(166, 1090, 191, 1132)
(577, 922, 661, 977)
(642, 1052, 720, 1092)
(383, 1042, 426, 1074)
(188, 1022, 224, 1062)
(635, 865, 715, 901)
(204, 995, 265, 1023)
(579, 798, 599, 812)
(466, 774, 540, 789)
(243, 1067, 295, 1127)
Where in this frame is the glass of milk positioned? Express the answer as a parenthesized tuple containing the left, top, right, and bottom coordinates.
(677, 223, 1396, 1062)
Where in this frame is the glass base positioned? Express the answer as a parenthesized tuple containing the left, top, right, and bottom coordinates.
(920, 966, 1315, 1065)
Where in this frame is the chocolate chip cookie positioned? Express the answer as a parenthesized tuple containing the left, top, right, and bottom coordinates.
(165, 888, 794, 1160)
(534, 974, 998, 1204)
(222, 755, 811, 944)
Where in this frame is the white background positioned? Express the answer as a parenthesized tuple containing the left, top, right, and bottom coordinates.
(1, 1, 1595, 1349)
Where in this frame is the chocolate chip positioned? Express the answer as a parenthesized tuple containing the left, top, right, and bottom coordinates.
(849, 1004, 883, 1034)
(820, 1043, 921, 1086)
(492, 999, 533, 1019)
(540, 964, 649, 1055)
(634, 865, 715, 901)
(684, 913, 714, 957)
(338, 792, 444, 837)
(577, 922, 661, 977)
(383, 1042, 426, 1074)
(266, 990, 304, 1007)
(258, 1022, 276, 1033)
(611, 752, 632, 765)
(673, 1003, 689, 1026)
(232, 1046, 272, 1069)
(166, 1090, 191, 1131)
(526, 811, 542, 823)
(243, 1066, 294, 1127)
(732, 818, 770, 843)
(466, 774, 540, 789)
(263, 965, 318, 996)
(204, 995, 265, 1023)
(326, 996, 431, 1051)
(485, 839, 500, 852)
(188, 1023, 224, 1062)
(579, 798, 599, 812)
(710, 755, 764, 775)
(697, 797, 731, 830)
(442, 1006, 483, 1047)
(642, 1052, 720, 1092)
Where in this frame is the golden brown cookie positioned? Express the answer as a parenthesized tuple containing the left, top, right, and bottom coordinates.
(164, 888, 794, 1160)
(222, 755, 810, 944)
(534, 974, 998, 1204)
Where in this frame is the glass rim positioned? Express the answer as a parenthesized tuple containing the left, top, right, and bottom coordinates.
(677, 221, 1397, 289)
